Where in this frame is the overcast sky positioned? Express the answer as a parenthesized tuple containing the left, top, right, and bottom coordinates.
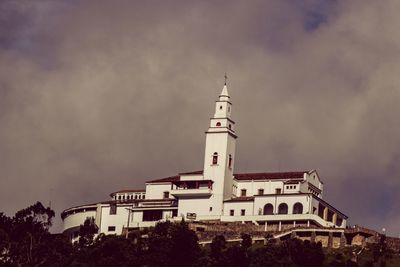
(0, 0, 399, 235)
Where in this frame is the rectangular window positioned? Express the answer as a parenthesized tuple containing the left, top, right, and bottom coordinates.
(209, 207, 213, 212)
(230, 209, 234, 216)
(109, 204, 117, 215)
(241, 189, 247, 197)
(143, 210, 163, 221)
(108, 226, 116, 232)
(163, 191, 169, 199)
(275, 188, 282, 194)
(258, 189, 264, 195)
(241, 209, 245, 216)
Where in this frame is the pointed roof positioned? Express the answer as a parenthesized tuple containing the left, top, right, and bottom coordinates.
(220, 84, 229, 97)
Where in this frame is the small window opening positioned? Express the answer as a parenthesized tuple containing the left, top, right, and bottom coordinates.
(108, 226, 116, 232)
(212, 152, 218, 165)
(230, 209, 234, 216)
(209, 207, 212, 212)
(228, 154, 232, 168)
(258, 189, 264, 195)
(216, 122, 221, 127)
(241, 209, 245, 216)
(109, 204, 117, 215)
(241, 189, 247, 197)
(163, 191, 170, 199)
(219, 105, 223, 110)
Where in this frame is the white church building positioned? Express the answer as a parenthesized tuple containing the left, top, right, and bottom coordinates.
(61, 81, 347, 240)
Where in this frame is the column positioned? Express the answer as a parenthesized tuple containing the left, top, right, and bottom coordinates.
(328, 232, 333, 248)
(323, 207, 328, 221)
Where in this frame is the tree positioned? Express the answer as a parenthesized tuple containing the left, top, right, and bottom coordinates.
(0, 201, 73, 267)
(71, 235, 140, 267)
(225, 245, 249, 267)
(78, 217, 98, 247)
(0, 212, 12, 264)
(241, 233, 252, 250)
(210, 235, 226, 259)
(169, 220, 200, 267)
(209, 235, 228, 267)
(146, 220, 200, 267)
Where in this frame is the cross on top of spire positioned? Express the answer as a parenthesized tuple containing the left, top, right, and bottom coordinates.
(220, 73, 229, 98)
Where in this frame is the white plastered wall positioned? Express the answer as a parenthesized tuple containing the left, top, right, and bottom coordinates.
(145, 183, 172, 199)
(236, 180, 285, 196)
(254, 195, 310, 215)
(223, 201, 254, 217)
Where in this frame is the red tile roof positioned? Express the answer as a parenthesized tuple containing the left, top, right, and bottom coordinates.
(179, 170, 203, 175)
(234, 171, 307, 181)
(146, 175, 180, 183)
(145, 171, 309, 183)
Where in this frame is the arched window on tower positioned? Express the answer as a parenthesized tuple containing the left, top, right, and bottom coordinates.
(212, 152, 218, 165)
(216, 122, 221, 127)
(228, 154, 232, 168)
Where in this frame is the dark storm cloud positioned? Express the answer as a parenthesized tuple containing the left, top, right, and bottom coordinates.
(0, 0, 399, 235)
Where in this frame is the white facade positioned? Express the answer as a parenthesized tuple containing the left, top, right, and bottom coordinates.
(61, 82, 347, 241)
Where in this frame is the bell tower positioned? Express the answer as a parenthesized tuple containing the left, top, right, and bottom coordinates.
(203, 76, 237, 215)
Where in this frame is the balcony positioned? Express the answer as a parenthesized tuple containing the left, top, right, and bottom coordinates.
(171, 179, 213, 197)
(171, 187, 212, 197)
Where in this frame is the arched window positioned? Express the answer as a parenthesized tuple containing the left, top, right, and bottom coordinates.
(216, 122, 221, 127)
(278, 203, 288, 214)
(228, 154, 232, 168)
(293, 203, 303, 214)
(212, 152, 218, 165)
(263, 203, 274, 215)
(228, 124, 232, 129)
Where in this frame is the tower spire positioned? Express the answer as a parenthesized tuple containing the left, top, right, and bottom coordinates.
(220, 73, 229, 99)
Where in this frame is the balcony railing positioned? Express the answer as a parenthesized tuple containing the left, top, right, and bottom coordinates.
(170, 188, 212, 197)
